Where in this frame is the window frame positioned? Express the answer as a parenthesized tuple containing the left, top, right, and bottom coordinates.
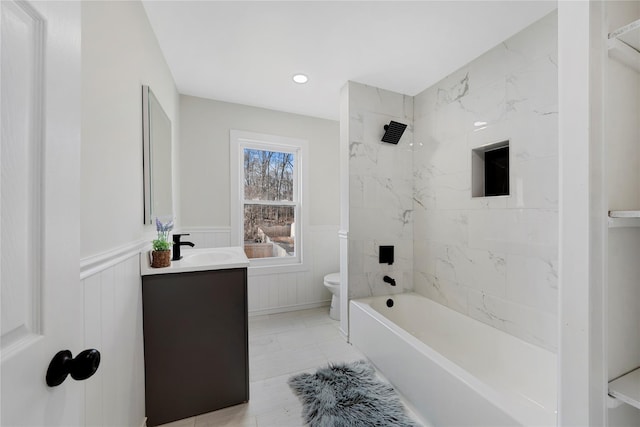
(230, 130, 309, 272)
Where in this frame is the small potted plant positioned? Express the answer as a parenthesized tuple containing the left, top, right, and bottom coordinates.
(151, 218, 173, 268)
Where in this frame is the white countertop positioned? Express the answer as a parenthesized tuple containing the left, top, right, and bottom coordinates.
(140, 247, 250, 276)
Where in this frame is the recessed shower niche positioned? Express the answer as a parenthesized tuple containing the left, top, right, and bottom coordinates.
(472, 141, 510, 197)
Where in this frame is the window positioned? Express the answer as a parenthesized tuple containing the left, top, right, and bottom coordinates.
(230, 130, 308, 269)
(243, 149, 295, 258)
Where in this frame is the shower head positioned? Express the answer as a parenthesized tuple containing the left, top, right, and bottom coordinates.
(381, 121, 407, 144)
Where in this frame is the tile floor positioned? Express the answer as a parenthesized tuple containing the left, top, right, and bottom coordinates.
(157, 306, 421, 427)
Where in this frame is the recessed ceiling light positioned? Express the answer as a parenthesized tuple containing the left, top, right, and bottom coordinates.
(292, 73, 308, 84)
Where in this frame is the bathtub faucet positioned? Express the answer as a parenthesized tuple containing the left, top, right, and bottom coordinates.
(383, 275, 396, 286)
(172, 233, 195, 260)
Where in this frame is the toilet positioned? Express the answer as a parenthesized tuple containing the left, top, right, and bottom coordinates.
(323, 272, 341, 320)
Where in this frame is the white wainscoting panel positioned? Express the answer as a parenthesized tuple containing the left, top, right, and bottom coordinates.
(183, 225, 338, 315)
(82, 253, 145, 427)
(178, 226, 231, 249)
(247, 226, 338, 315)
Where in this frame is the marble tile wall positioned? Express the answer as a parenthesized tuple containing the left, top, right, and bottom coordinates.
(413, 11, 559, 351)
(346, 81, 415, 299)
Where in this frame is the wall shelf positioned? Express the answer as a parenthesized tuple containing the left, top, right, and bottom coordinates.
(608, 211, 640, 228)
(609, 19, 640, 72)
(609, 367, 640, 410)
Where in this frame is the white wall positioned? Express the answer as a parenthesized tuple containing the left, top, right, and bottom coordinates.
(413, 12, 559, 352)
(179, 95, 340, 314)
(180, 95, 339, 227)
(81, 0, 179, 258)
(80, 1, 180, 426)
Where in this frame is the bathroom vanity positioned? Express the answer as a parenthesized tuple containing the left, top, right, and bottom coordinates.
(140, 248, 250, 426)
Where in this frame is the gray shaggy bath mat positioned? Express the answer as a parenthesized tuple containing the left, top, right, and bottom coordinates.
(288, 360, 419, 427)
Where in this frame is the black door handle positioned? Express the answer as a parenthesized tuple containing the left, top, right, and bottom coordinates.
(46, 349, 101, 387)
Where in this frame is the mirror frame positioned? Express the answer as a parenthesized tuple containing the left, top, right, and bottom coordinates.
(142, 85, 172, 225)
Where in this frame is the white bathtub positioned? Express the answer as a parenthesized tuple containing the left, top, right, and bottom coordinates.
(349, 293, 557, 427)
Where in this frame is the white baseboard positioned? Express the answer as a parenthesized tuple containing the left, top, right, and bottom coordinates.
(249, 300, 330, 317)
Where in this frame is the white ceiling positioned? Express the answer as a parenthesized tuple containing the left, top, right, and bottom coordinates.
(142, 1, 557, 121)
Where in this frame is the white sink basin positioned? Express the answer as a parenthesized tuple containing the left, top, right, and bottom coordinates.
(141, 247, 250, 276)
(181, 250, 234, 265)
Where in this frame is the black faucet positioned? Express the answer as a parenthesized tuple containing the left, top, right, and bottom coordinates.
(172, 233, 195, 261)
(383, 275, 396, 286)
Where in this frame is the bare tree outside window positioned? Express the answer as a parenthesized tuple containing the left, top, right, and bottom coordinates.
(243, 149, 296, 259)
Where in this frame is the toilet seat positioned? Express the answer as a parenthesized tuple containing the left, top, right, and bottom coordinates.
(324, 273, 340, 286)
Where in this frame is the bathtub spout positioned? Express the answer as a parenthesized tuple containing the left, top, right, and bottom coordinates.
(383, 275, 396, 286)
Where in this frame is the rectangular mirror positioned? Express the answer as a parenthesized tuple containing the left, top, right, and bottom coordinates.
(142, 85, 173, 224)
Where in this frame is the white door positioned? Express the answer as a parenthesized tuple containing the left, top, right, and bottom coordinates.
(1, 1, 84, 425)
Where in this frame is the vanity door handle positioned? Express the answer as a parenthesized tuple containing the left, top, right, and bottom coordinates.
(46, 348, 101, 387)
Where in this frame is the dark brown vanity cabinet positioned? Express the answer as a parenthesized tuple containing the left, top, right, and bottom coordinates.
(142, 268, 248, 426)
